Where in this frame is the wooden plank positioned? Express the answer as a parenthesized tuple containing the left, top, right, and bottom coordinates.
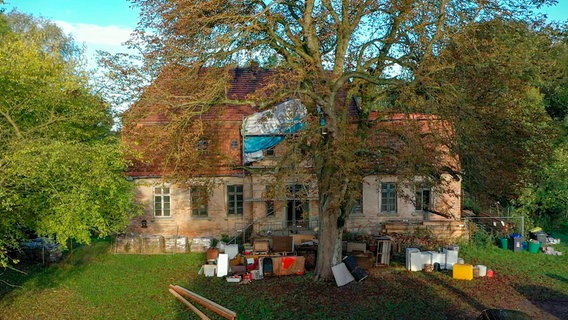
(169, 288, 211, 320)
(173, 285, 236, 320)
(382, 220, 467, 242)
(170, 285, 237, 320)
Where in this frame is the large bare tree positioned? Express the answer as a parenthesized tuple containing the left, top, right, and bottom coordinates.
(113, 0, 553, 280)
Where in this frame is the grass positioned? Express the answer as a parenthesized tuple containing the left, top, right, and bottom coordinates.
(1, 235, 567, 320)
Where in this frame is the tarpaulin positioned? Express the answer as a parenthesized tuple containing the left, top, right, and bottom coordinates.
(242, 99, 306, 163)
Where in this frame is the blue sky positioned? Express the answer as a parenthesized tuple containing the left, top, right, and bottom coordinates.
(3, 0, 139, 65)
(2, 0, 568, 64)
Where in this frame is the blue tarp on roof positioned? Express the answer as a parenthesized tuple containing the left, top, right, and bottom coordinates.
(242, 99, 306, 163)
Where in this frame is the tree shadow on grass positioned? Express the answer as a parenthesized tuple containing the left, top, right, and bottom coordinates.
(514, 280, 568, 320)
(176, 269, 488, 320)
(0, 238, 111, 301)
(545, 273, 568, 284)
(426, 272, 488, 312)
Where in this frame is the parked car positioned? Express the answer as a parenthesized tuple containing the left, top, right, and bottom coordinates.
(18, 237, 62, 263)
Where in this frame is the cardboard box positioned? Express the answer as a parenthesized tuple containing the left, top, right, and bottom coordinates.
(203, 264, 216, 277)
(346, 242, 366, 253)
(253, 240, 270, 252)
(271, 256, 305, 276)
(272, 236, 294, 253)
(230, 265, 246, 275)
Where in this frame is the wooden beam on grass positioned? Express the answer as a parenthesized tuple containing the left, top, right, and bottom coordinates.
(168, 288, 211, 320)
(169, 284, 237, 320)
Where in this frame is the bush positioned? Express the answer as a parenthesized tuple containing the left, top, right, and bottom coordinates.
(469, 223, 498, 248)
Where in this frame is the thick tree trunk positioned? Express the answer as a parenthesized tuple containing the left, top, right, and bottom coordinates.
(313, 130, 348, 281)
(314, 204, 344, 281)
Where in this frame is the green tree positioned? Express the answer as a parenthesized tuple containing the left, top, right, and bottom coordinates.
(0, 12, 140, 267)
(515, 30, 568, 228)
(516, 146, 568, 228)
(406, 19, 559, 208)
(115, 0, 555, 280)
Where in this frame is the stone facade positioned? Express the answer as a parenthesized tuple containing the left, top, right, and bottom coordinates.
(126, 173, 461, 239)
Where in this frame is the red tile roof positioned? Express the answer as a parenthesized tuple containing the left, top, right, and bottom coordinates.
(124, 67, 443, 178)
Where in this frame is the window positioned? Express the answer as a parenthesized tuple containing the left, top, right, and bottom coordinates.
(266, 200, 275, 216)
(380, 182, 397, 213)
(197, 139, 208, 150)
(415, 186, 431, 212)
(191, 186, 208, 217)
(265, 185, 274, 216)
(154, 187, 171, 217)
(264, 147, 275, 157)
(351, 183, 363, 215)
(227, 185, 243, 215)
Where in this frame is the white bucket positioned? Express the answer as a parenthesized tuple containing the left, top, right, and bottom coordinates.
(457, 258, 465, 264)
(475, 265, 487, 277)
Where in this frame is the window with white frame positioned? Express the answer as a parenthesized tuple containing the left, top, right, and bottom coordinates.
(154, 187, 171, 217)
(227, 184, 243, 215)
(380, 182, 397, 213)
(415, 185, 431, 212)
(191, 186, 208, 217)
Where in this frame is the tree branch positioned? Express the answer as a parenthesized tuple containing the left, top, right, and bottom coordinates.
(0, 106, 23, 139)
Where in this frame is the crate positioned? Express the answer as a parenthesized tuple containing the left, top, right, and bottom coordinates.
(453, 263, 473, 280)
(253, 240, 270, 253)
(203, 264, 216, 277)
(346, 242, 367, 253)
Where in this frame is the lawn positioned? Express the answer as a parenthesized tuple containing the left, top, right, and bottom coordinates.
(1, 233, 567, 320)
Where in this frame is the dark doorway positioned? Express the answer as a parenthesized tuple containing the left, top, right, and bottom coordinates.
(287, 184, 305, 228)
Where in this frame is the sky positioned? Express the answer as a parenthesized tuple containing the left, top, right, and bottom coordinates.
(2, 0, 568, 66)
(2, 0, 139, 66)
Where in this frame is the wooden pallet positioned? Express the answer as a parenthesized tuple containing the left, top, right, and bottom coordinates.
(382, 220, 467, 241)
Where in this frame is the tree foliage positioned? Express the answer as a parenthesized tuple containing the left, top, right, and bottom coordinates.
(405, 19, 559, 207)
(514, 30, 568, 227)
(516, 145, 568, 227)
(0, 12, 140, 267)
(113, 0, 556, 280)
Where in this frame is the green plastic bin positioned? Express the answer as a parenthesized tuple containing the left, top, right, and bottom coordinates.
(499, 238, 508, 250)
(528, 241, 540, 253)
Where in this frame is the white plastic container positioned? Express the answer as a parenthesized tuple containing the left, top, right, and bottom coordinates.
(475, 264, 487, 277)
(408, 251, 430, 272)
(426, 251, 447, 269)
(406, 248, 420, 271)
(444, 249, 459, 270)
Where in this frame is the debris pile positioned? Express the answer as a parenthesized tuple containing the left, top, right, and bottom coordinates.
(197, 236, 312, 284)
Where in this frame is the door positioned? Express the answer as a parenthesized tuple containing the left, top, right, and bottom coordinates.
(287, 184, 305, 227)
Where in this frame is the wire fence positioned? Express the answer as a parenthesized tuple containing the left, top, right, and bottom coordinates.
(113, 234, 191, 254)
(463, 216, 525, 239)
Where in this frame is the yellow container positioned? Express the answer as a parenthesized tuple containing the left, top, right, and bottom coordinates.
(452, 263, 473, 280)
